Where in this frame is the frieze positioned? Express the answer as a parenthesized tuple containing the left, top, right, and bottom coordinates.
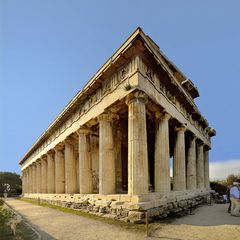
(139, 57, 209, 141)
(23, 57, 137, 164)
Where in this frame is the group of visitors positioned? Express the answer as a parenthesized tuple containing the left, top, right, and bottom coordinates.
(227, 179, 240, 216)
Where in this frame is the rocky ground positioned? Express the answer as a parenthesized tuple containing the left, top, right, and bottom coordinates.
(5, 198, 240, 240)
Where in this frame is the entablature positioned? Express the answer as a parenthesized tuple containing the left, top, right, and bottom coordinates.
(20, 27, 214, 169)
(20, 55, 140, 168)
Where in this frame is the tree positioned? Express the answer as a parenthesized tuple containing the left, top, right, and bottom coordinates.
(0, 172, 22, 196)
(210, 181, 227, 194)
(226, 173, 240, 186)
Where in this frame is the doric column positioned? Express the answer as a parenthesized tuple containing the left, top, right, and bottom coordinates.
(22, 170, 26, 194)
(173, 126, 186, 191)
(155, 111, 171, 193)
(41, 156, 48, 193)
(54, 145, 65, 193)
(204, 148, 210, 189)
(78, 127, 93, 194)
(98, 112, 117, 195)
(197, 143, 204, 189)
(32, 164, 37, 193)
(36, 160, 42, 193)
(126, 91, 148, 195)
(64, 137, 77, 194)
(25, 169, 29, 193)
(47, 151, 55, 193)
(28, 165, 33, 193)
(186, 136, 197, 190)
(27, 167, 30, 193)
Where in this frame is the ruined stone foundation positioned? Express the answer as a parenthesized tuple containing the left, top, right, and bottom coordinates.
(23, 190, 210, 223)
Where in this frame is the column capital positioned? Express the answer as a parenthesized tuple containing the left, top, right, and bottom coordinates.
(41, 155, 47, 161)
(189, 134, 197, 142)
(125, 90, 148, 106)
(204, 145, 210, 151)
(98, 112, 119, 122)
(175, 125, 186, 132)
(197, 141, 204, 147)
(36, 158, 42, 165)
(155, 111, 171, 121)
(64, 136, 75, 145)
(47, 150, 55, 157)
(54, 143, 64, 152)
(77, 126, 91, 135)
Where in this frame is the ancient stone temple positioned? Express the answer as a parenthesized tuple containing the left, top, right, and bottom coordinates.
(20, 27, 216, 222)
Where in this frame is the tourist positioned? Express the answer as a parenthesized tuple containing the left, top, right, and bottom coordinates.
(230, 180, 240, 216)
(226, 185, 231, 213)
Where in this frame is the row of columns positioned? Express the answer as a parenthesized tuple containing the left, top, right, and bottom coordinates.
(22, 91, 210, 196)
(126, 92, 210, 194)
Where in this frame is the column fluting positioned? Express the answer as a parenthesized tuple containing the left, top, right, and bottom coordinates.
(173, 126, 186, 191)
(64, 137, 77, 194)
(78, 127, 93, 194)
(98, 113, 117, 194)
(126, 92, 149, 195)
(186, 136, 197, 190)
(154, 111, 171, 193)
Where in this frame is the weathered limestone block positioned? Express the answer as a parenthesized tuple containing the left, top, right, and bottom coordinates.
(167, 203, 174, 210)
(23, 191, 211, 223)
(128, 211, 145, 220)
(123, 202, 141, 210)
(178, 200, 188, 208)
(93, 206, 100, 212)
(99, 206, 107, 213)
(94, 200, 111, 207)
(110, 201, 125, 209)
(172, 202, 178, 208)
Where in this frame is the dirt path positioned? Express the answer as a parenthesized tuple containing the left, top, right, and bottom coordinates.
(5, 198, 144, 240)
(149, 203, 240, 240)
(5, 199, 240, 240)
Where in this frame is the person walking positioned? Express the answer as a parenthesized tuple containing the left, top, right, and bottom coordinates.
(230, 180, 240, 216)
(226, 185, 231, 213)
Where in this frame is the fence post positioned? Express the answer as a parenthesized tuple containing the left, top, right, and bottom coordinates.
(190, 202, 193, 215)
(145, 210, 149, 237)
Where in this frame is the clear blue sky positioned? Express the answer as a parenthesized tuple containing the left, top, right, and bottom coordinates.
(1, 0, 240, 177)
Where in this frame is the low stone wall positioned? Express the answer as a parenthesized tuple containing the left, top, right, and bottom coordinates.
(23, 191, 210, 223)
